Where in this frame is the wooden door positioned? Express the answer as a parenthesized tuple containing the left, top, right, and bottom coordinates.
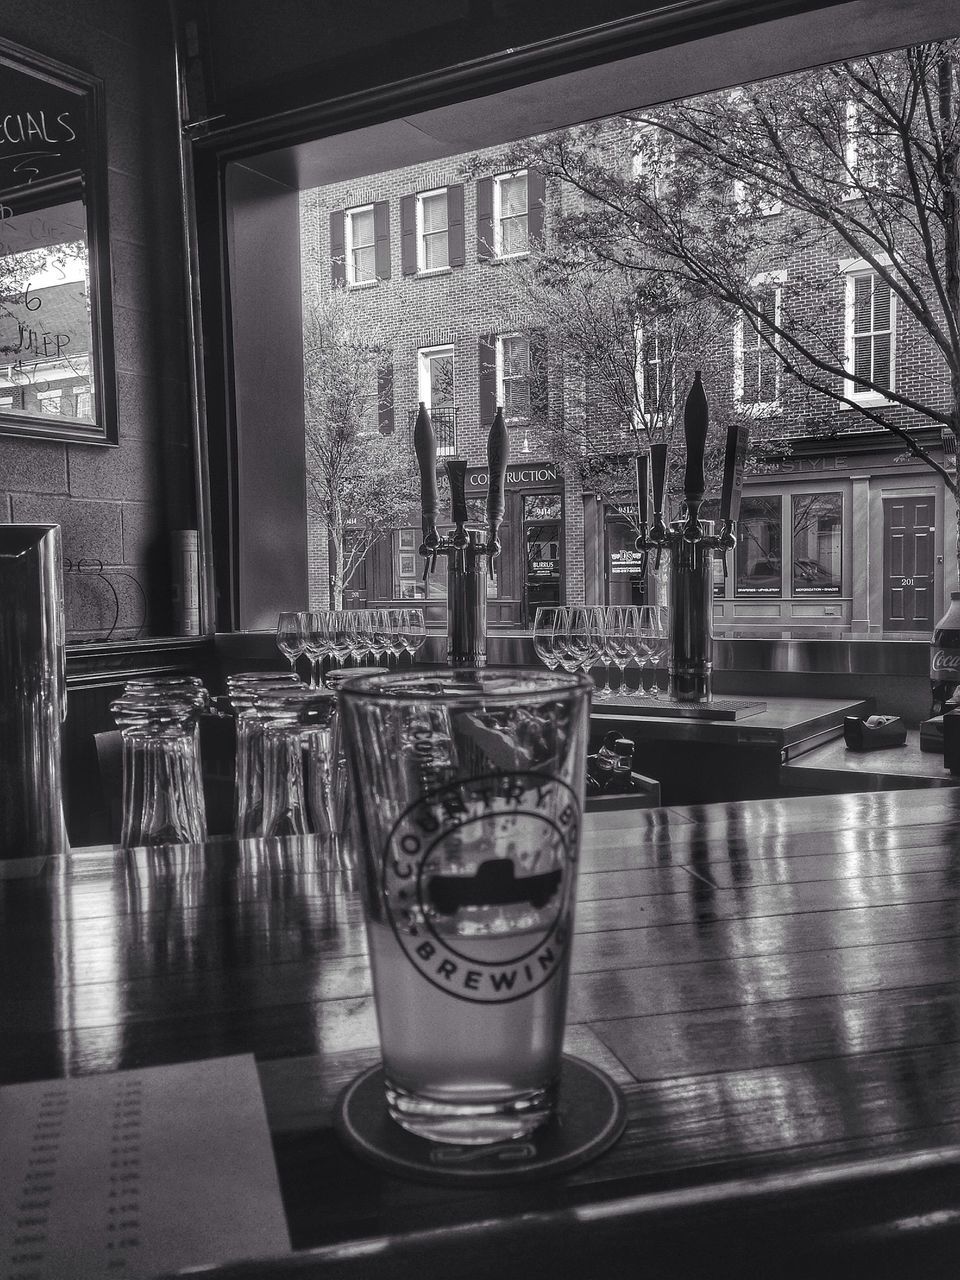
(883, 496, 934, 630)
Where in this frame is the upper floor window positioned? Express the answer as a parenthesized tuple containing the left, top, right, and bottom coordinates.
(636, 326, 673, 415)
(631, 125, 675, 196)
(736, 281, 781, 409)
(417, 189, 449, 271)
(842, 263, 895, 402)
(495, 172, 528, 257)
(401, 185, 464, 276)
(732, 177, 782, 218)
(346, 205, 376, 284)
(844, 100, 893, 194)
(477, 171, 545, 262)
(329, 201, 391, 288)
(497, 334, 531, 421)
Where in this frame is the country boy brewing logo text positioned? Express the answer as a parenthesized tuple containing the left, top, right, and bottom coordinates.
(382, 770, 580, 1004)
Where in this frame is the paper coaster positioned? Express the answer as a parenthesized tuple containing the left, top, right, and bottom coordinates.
(334, 1055, 626, 1186)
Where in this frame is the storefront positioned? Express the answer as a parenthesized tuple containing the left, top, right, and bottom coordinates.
(714, 432, 952, 637)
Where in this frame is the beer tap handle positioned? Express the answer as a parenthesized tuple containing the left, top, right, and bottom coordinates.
(719, 421, 750, 547)
(635, 453, 649, 530)
(683, 371, 709, 510)
(414, 402, 439, 546)
(649, 440, 668, 541)
(486, 406, 509, 578)
(446, 459, 469, 572)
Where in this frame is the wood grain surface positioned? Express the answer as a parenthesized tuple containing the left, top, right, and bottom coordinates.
(2, 789, 960, 1278)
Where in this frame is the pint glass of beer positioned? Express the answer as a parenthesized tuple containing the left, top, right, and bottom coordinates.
(338, 667, 591, 1145)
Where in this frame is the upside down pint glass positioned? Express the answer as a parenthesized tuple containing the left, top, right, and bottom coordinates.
(338, 667, 591, 1145)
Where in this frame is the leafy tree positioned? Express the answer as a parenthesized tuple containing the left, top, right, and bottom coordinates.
(508, 39, 960, 569)
(303, 288, 417, 607)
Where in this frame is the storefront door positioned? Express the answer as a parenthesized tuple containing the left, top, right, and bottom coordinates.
(522, 493, 563, 624)
(883, 495, 934, 630)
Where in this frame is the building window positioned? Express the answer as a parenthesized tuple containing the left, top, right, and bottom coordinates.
(417, 345, 456, 455)
(494, 172, 528, 257)
(631, 126, 675, 195)
(417, 189, 449, 271)
(36, 389, 63, 416)
(735, 496, 782, 596)
(736, 283, 781, 408)
(844, 267, 895, 401)
(844, 100, 892, 193)
(636, 326, 672, 416)
(497, 335, 530, 422)
(792, 493, 842, 595)
(345, 205, 376, 284)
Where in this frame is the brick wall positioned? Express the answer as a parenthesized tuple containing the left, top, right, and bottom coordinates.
(0, 2, 194, 641)
(299, 118, 953, 619)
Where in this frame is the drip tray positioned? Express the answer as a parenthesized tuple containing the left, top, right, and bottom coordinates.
(600, 695, 767, 720)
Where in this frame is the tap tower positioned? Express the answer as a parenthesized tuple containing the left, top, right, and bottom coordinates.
(635, 374, 749, 703)
(414, 402, 509, 667)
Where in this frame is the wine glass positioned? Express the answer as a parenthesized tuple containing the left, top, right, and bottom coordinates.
(399, 608, 427, 664)
(587, 605, 613, 699)
(302, 610, 329, 689)
(532, 606, 562, 671)
(368, 609, 393, 666)
(276, 612, 306, 673)
(564, 606, 602, 680)
(604, 606, 638, 697)
(644, 605, 669, 699)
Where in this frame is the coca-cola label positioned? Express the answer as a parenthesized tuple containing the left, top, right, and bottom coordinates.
(931, 649, 960, 677)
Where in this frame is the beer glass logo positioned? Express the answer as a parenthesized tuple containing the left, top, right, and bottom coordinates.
(382, 770, 580, 1004)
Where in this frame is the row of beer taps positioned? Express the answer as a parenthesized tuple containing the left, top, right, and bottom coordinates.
(634, 372, 750, 577)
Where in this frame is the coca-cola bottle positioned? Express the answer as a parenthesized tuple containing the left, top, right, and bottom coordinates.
(930, 591, 960, 716)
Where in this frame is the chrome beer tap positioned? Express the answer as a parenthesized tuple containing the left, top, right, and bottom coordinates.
(635, 373, 749, 703)
(413, 402, 509, 668)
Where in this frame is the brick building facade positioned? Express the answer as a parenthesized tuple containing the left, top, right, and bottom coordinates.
(300, 126, 956, 636)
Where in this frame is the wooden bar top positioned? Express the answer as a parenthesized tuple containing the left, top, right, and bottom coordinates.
(2, 789, 960, 1278)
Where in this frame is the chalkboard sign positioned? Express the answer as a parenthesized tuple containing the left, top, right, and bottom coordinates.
(0, 39, 116, 443)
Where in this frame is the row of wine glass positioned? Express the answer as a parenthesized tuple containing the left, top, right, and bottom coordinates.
(533, 605, 669, 699)
(276, 608, 427, 687)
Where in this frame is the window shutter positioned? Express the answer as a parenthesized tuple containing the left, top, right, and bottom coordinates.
(378, 363, 394, 435)
(447, 184, 465, 268)
(529, 331, 548, 419)
(400, 195, 417, 276)
(476, 178, 494, 261)
(373, 201, 391, 280)
(330, 210, 345, 287)
(527, 169, 546, 247)
(478, 333, 497, 426)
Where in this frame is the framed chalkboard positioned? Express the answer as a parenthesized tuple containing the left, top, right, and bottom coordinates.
(0, 39, 117, 444)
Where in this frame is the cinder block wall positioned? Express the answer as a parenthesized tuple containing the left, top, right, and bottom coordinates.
(0, 1, 194, 641)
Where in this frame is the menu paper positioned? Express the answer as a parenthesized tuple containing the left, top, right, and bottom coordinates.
(0, 1055, 290, 1280)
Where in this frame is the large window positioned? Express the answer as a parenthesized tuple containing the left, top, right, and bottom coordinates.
(417, 189, 449, 272)
(497, 335, 530, 422)
(736, 283, 780, 408)
(417, 345, 456, 456)
(494, 172, 528, 257)
(844, 266, 895, 400)
(736, 497, 782, 596)
(792, 493, 842, 595)
(345, 205, 376, 284)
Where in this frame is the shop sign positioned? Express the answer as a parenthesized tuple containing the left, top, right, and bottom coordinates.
(468, 463, 559, 490)
(610, 550, 645, 574)
(528, 557, 560, 578)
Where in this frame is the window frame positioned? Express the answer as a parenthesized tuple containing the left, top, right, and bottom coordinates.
(840, 256, 896, 406)
(791, 491, 843, 597)
(344, 203, 377, 286)
(496, 333, 532, 424)
(416, 187, 450, 273)
(493, 170, 529, 259)
(734, 274, 784, 413)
